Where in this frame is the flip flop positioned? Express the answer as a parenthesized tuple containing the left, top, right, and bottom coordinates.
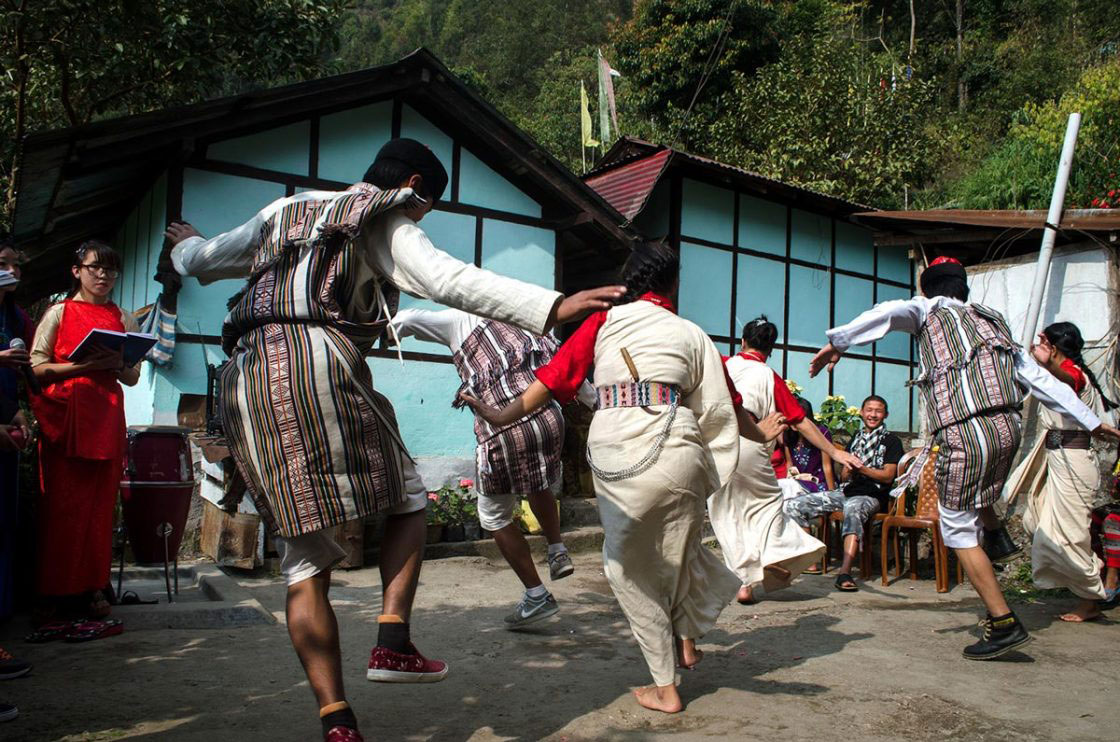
(834, 573, 859, 592)
(25, 621, 74, 644)
(65, 618, 124, 643)
(119, 591, 157, 606)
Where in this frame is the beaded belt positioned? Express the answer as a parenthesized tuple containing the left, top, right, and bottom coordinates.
(588, 382, 681, 482)
(596, 381, 681, 409)
(1045, 429, 1091, 450)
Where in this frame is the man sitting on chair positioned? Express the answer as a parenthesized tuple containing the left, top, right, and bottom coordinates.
(784, 395, 903, 591)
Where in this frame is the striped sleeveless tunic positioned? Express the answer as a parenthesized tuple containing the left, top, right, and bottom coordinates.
(451, 320, 564, 495)
(897, 302, 1024, 510)
(219, 183, 422, 536)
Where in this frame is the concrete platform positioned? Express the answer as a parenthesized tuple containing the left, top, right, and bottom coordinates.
(109, 563, 276, 629)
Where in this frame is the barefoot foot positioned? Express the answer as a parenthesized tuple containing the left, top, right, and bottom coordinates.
(1059, 600, 1102, 623)
(675, 636, 703, 669)
(633, 684, 683, 713)
(736, 584, 756, 605)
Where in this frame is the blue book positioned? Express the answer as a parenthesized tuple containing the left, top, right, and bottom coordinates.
(68, 328, 157, 366)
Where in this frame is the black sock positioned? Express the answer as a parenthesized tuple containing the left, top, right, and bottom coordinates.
(321, 707, 358, 735)
(990, 611, 1016, 624)
(377, 621, 411, 653)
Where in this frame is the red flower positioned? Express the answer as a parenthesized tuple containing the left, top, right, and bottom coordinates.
(1092, 198, 1100, 206)
(459, 478, 474, 489)
(1110, 190, 1117, 198)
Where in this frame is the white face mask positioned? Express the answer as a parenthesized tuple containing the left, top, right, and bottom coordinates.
(0, 270, 18, 289)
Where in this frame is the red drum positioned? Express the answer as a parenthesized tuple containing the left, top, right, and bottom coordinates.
(119, 426, 195, 565)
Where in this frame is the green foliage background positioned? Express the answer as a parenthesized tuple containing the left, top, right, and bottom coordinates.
(3, 0, 1120, 223)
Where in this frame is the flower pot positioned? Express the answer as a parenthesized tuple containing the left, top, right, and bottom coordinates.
(426, 524, 444, 544)
(463, 521, 482, 541)
(445, 524, 465, 542)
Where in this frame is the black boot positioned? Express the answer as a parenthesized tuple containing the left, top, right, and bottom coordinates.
(963, 612, 1031, 660)
(982, 526, 1021, 564)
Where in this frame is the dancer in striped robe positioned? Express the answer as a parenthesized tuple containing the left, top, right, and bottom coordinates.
(166, 139, 623, 742)
(390, 308, 593, 627)
(810, 257, 1119, 660)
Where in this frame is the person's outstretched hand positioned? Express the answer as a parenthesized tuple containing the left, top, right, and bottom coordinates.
(549, 286, 626, 328)
(809, 343, 843, 378)
(458, 391, 504, 426)
(164, 221, 203, 246)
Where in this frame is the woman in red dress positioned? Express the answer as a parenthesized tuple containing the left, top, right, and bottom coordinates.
(30, 241, 141, 622)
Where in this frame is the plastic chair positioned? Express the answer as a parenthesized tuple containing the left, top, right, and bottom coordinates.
(880, 448, 962, 593)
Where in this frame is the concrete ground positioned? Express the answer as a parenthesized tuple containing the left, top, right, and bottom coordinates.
(0, 549, 1114, 741)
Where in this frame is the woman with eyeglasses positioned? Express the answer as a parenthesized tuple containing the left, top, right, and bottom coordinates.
(29, 240, 140, 628)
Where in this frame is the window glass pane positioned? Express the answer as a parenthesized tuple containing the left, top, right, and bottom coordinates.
(790, 209, 830, 264)
(835, 221, 874, 274)
(395, 210, 477, 356)
(679, 242, 732, 336)
(738, 194, 785, 256)
(784, 351, 827, 406)
(835, 275, 874, 330)
(832, 358, 873, 416)
(875, 362, 914, 432)
(874, 283, 914, 360)
(681, 179, 734, 245)
(735, 254, 786, 344)
(878, 245, 912, 284)
(787, 265, 831, 347)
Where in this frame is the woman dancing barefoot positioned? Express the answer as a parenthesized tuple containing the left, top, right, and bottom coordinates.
(462, 241, 784, 713)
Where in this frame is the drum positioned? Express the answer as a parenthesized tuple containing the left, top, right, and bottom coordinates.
(119, 426, 195, 565)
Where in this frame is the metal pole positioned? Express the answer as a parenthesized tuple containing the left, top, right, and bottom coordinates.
(1019, 113, 1081, 347)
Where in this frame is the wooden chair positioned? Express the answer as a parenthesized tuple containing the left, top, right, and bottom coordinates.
(879, 447, 962, 593)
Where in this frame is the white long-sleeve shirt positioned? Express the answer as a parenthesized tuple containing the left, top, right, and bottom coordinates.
(825, 295, 1101, 431)
(391, 306, 598, 408)
(171, 190, 562, 336)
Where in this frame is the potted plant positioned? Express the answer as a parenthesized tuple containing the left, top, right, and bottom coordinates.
(815, 394, 862, 448)
(425, 492, 445, 544)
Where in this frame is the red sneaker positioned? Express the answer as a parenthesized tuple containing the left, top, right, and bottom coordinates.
(366, 643, 448, 683)
(326, 726, 364, 742)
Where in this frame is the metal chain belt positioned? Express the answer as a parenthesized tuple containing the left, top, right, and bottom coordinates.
(586, 402, 678, 482)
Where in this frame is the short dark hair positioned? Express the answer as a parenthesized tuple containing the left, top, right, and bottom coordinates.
(920, 274, 969, 302)
(363, 138, 449, 202)
(861, 394, 888, 413)
(742, 315, 778, 355)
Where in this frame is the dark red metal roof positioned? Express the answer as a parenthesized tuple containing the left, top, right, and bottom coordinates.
(584, 149, 672, 221)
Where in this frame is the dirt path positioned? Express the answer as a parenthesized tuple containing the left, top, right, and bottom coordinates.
(1, 550, 1114, 741)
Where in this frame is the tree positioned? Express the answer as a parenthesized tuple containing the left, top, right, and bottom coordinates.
(709, 6, 943, 208)
(0, 0, 344, 219)
(610, 0, 780, 149)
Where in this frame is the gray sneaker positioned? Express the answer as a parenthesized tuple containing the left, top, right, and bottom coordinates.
(548, 551, 575, 581)
(504, 592, 559, 629)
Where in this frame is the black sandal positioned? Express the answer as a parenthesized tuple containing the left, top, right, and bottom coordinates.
(834, 573, 859, 592)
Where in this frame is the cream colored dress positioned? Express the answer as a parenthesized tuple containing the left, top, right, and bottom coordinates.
(1012, 371, 1109, 600)
(586, 300, 740, 687)
(709, 355, 825, 592)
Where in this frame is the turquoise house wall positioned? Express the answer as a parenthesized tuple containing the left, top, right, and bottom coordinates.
(675, 177, 917, 431)
(111, 100, 555, 475)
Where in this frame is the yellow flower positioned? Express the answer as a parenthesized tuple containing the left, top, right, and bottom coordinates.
(847, 406, 859, 415)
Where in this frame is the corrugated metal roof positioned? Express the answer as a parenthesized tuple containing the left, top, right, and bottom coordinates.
(584, 149, 672, 221)
(853, 208, 1120, 231)
(584, 137, 875, 223)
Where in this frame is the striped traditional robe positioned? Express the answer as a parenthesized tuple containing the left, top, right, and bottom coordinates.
(220, 184, 421, 536)
(451, 320, 564, 495)
(901, 303, 1024, 510)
